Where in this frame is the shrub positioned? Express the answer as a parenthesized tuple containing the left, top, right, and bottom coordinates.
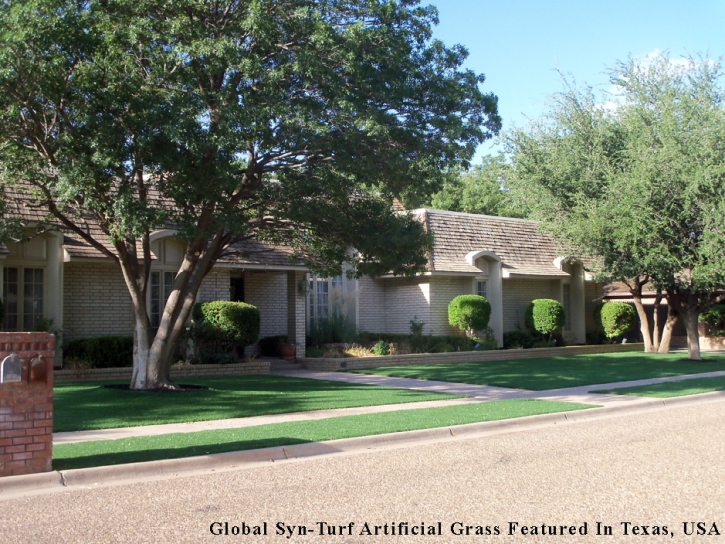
(448, 295, 491, 335)
(586, 330, 607, 345)
(306, 309, 356, 346)
(599, 302, 635, 339)
(373, 340, 391, 356)
(409, 316, 425, 336)
(699, 304, 725, 330)
(430, 341, 454, 353)
(532, 340, 554, 349)
(525, 299, 565, 339)
(503, 330, 536, 349)
(64, 336, 134, 368)
(258, 335, 288, 357)
(192, 301, 260, 347)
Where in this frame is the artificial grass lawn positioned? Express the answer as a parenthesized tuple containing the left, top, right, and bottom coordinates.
(349, 352, 725, 391)
(53, 399, 595, 470)
(54, 375, 463, 433)
(593, 376, 725, 398)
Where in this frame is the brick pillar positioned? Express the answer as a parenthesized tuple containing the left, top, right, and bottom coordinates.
(0, 332, 55, 477)
(286, 271, 306, 358)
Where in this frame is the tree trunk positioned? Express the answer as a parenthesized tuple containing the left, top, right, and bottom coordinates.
(631, 293, 654, 352)
(657, 304, 678, 354)
(652, 294, 662, 351)
(681, 308, 702, 361)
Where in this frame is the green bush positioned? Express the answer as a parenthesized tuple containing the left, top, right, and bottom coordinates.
(448, 295, 491, 334)
(306, 309, 356, 346)
(586, 330, 607, 345)
(355, 331, 477, 353)
(525, 299, 565, 338)
(599, 302, 635, 339)
(699, 304, 725, 330)
(373, 340, 391, 356)
(503, 330, 536, 349)
(532, 340, 554, 349)
(192, 301, 260, 347)
(258, 335, 288, 357)
(64, 336, 134, 368)
(430, 341, 454, 353)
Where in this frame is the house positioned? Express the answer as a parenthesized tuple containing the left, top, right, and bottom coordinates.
(1, 199, 603, 361)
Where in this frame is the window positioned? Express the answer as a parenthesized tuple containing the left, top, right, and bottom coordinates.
(477, 281, 487, 299)
(563, 283, 571, 331)
(308, 275, 343, 323)
(2, 267, 44, 331)
(150, 271, 175, 331)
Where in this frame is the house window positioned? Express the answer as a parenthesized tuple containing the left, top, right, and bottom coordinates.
(150, 271, 175, 331)
(308, 275, 343, 323)
(563, 283, 571, 331)
(477, 281, 487, 299)
(2, 267, 44, 331)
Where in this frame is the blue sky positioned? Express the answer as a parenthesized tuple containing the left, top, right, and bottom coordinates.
(427, 0, 725, 160)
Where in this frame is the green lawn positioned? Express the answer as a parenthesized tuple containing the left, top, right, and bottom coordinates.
(54, 375, 463, 433)
(349, 352, 725, 391)
(53, 399, 595, 470)
(594, 376, 725, 398)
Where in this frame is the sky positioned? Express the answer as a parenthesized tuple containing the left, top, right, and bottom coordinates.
(426, 0, 725, 160)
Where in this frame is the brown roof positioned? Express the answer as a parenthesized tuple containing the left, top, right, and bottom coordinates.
(416, 209, 570, 277)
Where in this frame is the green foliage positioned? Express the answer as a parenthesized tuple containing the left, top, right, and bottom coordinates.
(373, 341, 391, 356)
(599, 302, 635, 339)
(506, 54, 725, 355)
(192, 301, 260, 348)
(64, 336, 134, 369)
(448, 295, 492, 333)
(525, 299, 565, 337)
(409, 316, 425, 336)
(306, 310, 357, 347)
(503, 330, 536, 349)
(355, 332, 477, 354)
(586, 330, 608, 345)
(426, 155, 525, 217)
(699, 304, 725, 332)
(258, 335, 288, 358)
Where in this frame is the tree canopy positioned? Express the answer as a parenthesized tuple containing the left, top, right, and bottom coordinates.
(506, 54, 725, 359)
(0, 0, 500, 388)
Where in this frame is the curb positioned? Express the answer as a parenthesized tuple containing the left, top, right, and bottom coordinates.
(2, 390, 725, 499)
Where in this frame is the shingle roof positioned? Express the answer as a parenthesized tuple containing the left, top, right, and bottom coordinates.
(416, 209, 570, 277)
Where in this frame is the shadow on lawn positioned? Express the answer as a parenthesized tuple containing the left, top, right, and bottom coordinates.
(53, 436, 315, 471)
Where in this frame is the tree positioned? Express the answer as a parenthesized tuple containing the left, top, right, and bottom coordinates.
(425, 154, 524, 217)
(506, 54, 725, 360)
(0, 0, 500, 389)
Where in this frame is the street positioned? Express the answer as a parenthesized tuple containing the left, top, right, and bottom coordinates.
(1, 400, 724, 543)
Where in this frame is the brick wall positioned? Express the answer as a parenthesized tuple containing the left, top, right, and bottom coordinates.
(429, 276, 468, 336)
(585, 281, 603, 333)
(197, 269, 231, 302)
(383, 278, 432, 335)
(0, 332, 54, 477)
(300, 342, 644, 372)
(357, 276, 387, 333)
(54, 359, 270, 383)
(244, 271, 288, 355)
(502, 278, 558, 332)
(63, 263, 135, 341)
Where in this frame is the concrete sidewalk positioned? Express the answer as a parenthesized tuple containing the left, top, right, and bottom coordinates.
(53, 368, 725, 445)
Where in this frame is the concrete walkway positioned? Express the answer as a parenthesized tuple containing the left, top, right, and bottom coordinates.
(53, 368, 725, 445)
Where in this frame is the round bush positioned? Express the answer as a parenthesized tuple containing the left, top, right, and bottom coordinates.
(599, 302, 635, 339)
(525, 299, 565, 337)
(448, 295, 491, 333)
(192, 300, 260, 346)
(373, 340, 391, 356)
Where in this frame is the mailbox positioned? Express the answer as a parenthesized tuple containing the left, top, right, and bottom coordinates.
(0, 353, 22, 383)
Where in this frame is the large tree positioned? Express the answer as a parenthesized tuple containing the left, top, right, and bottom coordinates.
(0, 0, 500, 388)
(506, 55, 725, 359)
(425, 154, 525, 217)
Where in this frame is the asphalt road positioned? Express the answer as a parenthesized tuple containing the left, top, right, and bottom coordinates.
(1, 401, 725, 544)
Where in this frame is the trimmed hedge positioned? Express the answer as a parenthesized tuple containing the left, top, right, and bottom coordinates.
(64, 336, 134, 368)
(525, 299, 565, 337)
(192, 301, 260, 347)
(448, 295, 491, 333)
(599, 302, 635, 339)
(503, 330, 536, 349)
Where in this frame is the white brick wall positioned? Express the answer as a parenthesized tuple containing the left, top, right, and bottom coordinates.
(501, 278, 559, 332)
(243, 270, 288, 354)
(383, 278, 431, 335)
(428, 276, 467, 336)
(63, 262, 135, 340)
(197, 269, 231, 302)
(357, 276, 386, 333)
(585, 281, 603, 332)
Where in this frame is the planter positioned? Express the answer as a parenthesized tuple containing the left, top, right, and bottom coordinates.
(279, 343, 297, 360)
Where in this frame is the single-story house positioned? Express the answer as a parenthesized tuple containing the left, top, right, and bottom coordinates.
(1, 200, 603, 362)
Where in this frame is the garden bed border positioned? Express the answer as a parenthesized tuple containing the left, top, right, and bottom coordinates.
(54, 360, 270, 384)
(299, 343, 645, 371)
